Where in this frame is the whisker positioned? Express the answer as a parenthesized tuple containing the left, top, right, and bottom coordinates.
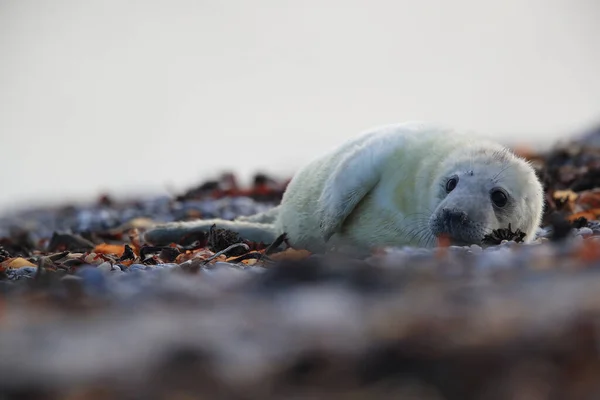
(401, 218, 434, 246)
(492, 164, 512, 183)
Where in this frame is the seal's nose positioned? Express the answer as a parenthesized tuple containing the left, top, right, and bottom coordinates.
(442, 208, 469, 225)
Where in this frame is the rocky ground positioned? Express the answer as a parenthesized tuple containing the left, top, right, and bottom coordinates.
(3, 129, 600, 399)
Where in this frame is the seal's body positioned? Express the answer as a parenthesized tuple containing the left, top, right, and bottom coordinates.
(145, 122, 544, 253)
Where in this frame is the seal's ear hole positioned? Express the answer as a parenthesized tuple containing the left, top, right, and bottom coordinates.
(491, 188, 508, 208)
(446, 176, 459, 193)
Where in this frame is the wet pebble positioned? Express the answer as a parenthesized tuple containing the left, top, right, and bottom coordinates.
(5, 266, 38, 280)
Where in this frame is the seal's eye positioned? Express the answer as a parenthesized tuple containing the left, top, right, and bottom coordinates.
(445, 177, 458, 193)
(491, 189, 508, 208)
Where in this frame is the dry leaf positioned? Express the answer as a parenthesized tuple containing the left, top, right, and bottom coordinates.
(83, 252, 111, 265)
(568, 211, 600, 222)
(1, 257, 36, 269)
(554, 190, 579, 202)
(94, 243, 126, 257)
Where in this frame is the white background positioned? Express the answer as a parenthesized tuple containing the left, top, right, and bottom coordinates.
(1, 0, 599, 211)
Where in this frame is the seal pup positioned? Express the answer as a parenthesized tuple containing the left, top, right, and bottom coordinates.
(144, 122, 544, 253)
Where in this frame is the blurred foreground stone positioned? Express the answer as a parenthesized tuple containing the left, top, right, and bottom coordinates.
(2, 242, 600, 400)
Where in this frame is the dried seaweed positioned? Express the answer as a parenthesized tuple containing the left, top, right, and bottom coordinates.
(118, 244, 136, 261)
(481, 223, 527, 245)
(207, 224, 246, 256)
(571, 216, 589, 229)
(549, 213, 575, 242)
(0, 245, 10, 263)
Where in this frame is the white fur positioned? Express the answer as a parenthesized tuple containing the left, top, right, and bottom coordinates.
(273, 122, 544, 252)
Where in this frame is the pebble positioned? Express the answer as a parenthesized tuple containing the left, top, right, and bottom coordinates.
(127, 264, 149, 272)
(97, 262, 113, 273)
(75, 266, 107, 293)
(5, 266, 38, 280)
(535, 227, 553, 239)
(469, 244, 483, 255)
(587, 221, 600, 233)
(577, 227, 594, 237)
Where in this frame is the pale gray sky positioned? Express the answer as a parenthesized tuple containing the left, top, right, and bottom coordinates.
(1, 0, 599, 211)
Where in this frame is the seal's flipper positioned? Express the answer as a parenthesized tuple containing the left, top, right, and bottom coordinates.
(316, 132, 404, 242)
(143, 219, 278, 246)
(235, 205, 280, 224)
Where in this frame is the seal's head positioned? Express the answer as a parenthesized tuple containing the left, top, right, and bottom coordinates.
(429, 144, 544, 246)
